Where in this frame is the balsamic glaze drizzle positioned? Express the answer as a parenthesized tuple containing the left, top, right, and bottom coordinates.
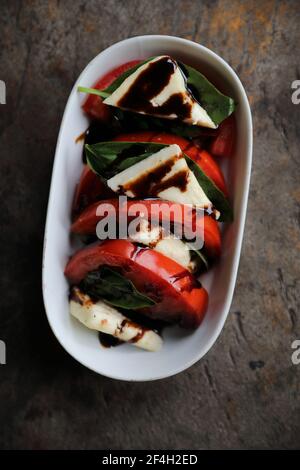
(118, 57, 193, 120)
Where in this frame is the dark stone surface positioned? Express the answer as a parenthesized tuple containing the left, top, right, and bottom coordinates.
(0, 0, 299, 449)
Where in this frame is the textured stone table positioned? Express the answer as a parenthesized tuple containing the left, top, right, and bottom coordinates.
(0, 0, 299, 449)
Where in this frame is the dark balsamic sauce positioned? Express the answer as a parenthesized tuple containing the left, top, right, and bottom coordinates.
(85, 120, 116, 145)
(75, 130, 86, 143)
(122, 310, 166, 337)
(98, 332, 123, 348)
(98, 315, 165, 349)
(119, 319, 148, 344)
(118, 56, 193, 120)
(121, 156, 189, 198)
(69, 287, 84, 305)
(121, 156, 175, 196)
(152, 170, 188, 194)
(130, 329, 145, 344)
(82, 120, 120, 163)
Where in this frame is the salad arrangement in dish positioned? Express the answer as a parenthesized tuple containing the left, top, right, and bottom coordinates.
(64, 55, 236, 352)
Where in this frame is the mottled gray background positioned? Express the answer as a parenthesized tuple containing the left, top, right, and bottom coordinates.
(0, 0, 299, 450)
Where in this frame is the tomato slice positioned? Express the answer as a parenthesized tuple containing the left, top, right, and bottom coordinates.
(113, 131, 158, 143)
(64, 239, 208, 328)
(71, 199, 221, 259)
(82, 94, 111, 121)
(190, 149, 228, 196)
(201, 214, 221, 258)
(94, 61, 141, 90)
(72, 165, 114, 219)
(210, 115, 236, 158)
(82, 60, 141, 120)
(112, 132, 228, 195)
(150, 132, 190, 150)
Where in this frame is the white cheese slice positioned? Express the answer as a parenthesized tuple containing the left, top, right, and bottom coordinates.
(128, 218, 162, 246)
(155, 238, 196, 272)
(103, 56, 216, 129)
(128, 218, 196, 272)
(70, 288, 162, 352)
(107, 144, 215, 212)
(158, 156, 212, 207)
(107, 144, 182, 197)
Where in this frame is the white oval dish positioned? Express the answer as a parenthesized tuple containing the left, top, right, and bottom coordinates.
(42, 35, 252, 381)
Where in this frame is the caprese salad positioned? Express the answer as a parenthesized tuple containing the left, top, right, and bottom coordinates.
(64, 55, 236, 352)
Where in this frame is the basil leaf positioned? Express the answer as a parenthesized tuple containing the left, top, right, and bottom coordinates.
(117, 152, 156, 171)
(81, 267, 155, 309)
(86, 141, 165, 179)
(85, 143, 119, 174)
(186, 244, 209, 271)
(112, 108, 209, 138)
(77, 86, 110, 99)
(180, 63, 235, 126)
(86, 141, 233, 222)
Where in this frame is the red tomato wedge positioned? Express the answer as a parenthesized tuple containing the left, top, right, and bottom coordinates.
(64, 239, 208, 328)
(150, 132, 191, 149)
(113, 132, 228, 195)
(112, 130, 158, 142)
(82, 60, 140, 120)
(210, 115, 236, 158)
(200, 213, 221, 258)
(72, 165, 114, 219)
(190, 149, 228, 197)
(71, 199, 221, 259)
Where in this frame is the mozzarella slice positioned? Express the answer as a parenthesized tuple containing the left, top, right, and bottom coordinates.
(158, 157, 211, 207)
(155, 238, 196, 272)
(103, 56, 216, 129)
(128, 218, 162, 246)
(107, 144, 182, 197)
(128, 218, 197, 272)
(70, 287, 162, 352)
(107, 144, 216, 214)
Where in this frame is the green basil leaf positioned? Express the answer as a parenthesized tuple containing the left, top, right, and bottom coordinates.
(86, 141, 233, 222)
(186, 243, 209, 271)
(112, 108, 210, 138)
(180, 63, 235, 126)
(85, 143, 119, 174)
(117, 152, 156, 171)
(81, 266, 156, 309)
(86, 141, 165, 179)
(77, 86, 110, 99)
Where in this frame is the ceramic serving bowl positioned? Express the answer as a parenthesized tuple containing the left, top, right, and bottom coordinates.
(42, 35, 252, 381)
